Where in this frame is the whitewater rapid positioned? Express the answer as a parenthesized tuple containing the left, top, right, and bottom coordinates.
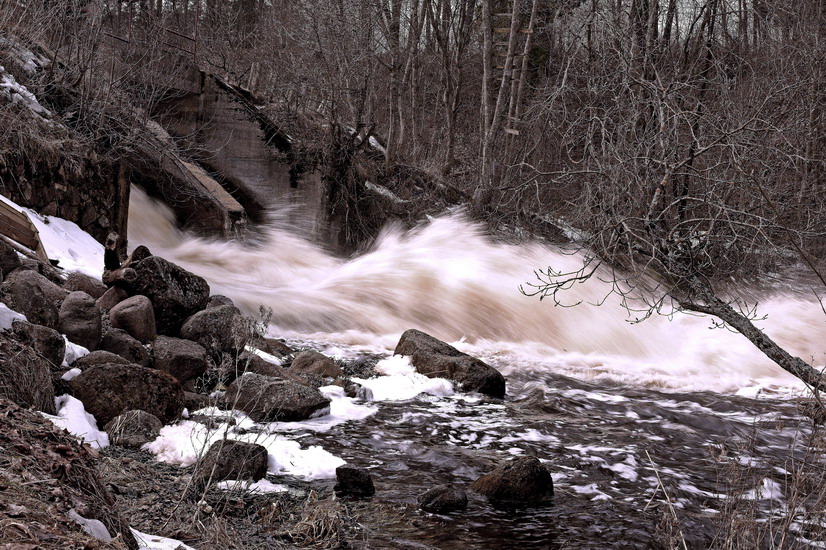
(127, 188, 826, 395)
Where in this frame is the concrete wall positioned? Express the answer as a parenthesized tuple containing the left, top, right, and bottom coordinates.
(155, 74, 334, 245)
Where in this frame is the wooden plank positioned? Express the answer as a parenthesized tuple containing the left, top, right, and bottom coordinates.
(0, 200, 49, 262)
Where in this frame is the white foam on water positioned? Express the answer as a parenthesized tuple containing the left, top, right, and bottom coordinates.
(569, 483, 612, 501)
(127, 187, 825, 395)
(353, 355, 454, 401)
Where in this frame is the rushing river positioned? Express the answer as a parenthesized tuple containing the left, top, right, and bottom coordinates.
(128, 187, 826, 549)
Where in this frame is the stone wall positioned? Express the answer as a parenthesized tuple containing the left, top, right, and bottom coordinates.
(0, 144, 128, 252)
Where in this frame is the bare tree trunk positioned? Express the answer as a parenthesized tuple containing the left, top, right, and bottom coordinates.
(680, 277, 826, 391)
(662, 0, 677, 45)
(478, 0, 520, 206)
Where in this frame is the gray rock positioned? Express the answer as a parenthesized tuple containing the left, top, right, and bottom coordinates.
(0, 270, 68, 329)
(180, 305, 248, 356)
(96, 286, 128, 312)
(0, 239, 22, 281)
(69, 363, 184, 425)
(103, 410, 163, 448)
(193, 440, 268, 490)
(418, 485, 468, 513)
(109, 295, 156, 343)
(183, 391, 210, 412)
(124, 245, 152, 266)
(100, 329, 151, 367)
(223, 373, 330, 422)
(71, 350, 132, 368)
(334, 465, 375, 497)
(237, 351, 294, 381)
(470, 456, 553, 505)
(58, 291, 102, 351)
(102, 267, 137, 290)
(152, 336, 208, 383)
(290, 350, 343, 378)
(206, 294, 234, 308)
(63, 273, 107, 299)
(12, 321, 65, 368)
(394, 329, 506, 398)
(131, 256, 210, 335)
(262, 338, 294, 357)
(203, 351, 294, 390)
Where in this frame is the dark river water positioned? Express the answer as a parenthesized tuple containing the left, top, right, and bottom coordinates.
(128, 187, 826, 549)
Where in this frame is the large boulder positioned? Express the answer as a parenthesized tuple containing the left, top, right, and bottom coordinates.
(223, 373, 330, 422)
(0, 239, 22, 280)
(12, 321, 65, 368)
(109, 295, 157, 343)
(334, 465, 375, 497)
(71, 350, 131, 369)
(63, 272, 107, 299)
(262, 337, 294, 357)
(470, 457, 553, 505)
(70, 363, 184, 425)
(0, 270, 68, 329)
(58, 291, 101, 351)
(100, 329, 151, 367)
(0, 332, 55, 413)
(237, 351, 294, 381)
(206, 294, 234, 308)
(96, 286, 128, 312)
(394, 329, 506, 398)
(290, 350, 343, 378)
(183, 391, 210, 412)
(152, 336, 209, 383)
(131, 256, 210, 335)
(193, 440, 269, 490)
(418, 484, 468, 513)
(103, 409, 163, 449)
(180, 305, 248, 356)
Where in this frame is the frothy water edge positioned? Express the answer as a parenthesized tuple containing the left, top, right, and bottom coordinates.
(128, 187, 826, 396)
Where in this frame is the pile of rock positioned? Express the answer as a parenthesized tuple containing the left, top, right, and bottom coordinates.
(0, 239, 337, 441)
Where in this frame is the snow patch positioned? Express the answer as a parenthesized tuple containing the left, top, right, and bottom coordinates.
(68, 509, 112, 542)
(61, 367, 82, 381)
(245, 345, 284, 366)
(0, 65, 50, 116)
(0, 302, 26, 330)
(0, 192, 105, 279)
(62, 336, 90, 367)
(215, 478, 290, 494)
(42, 395, 109, 449)
(132, 528, 197, 550)
(144, 419, 345, 480)
(24, 209, 105, 279)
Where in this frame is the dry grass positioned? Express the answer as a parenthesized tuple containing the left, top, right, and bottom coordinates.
(699, 402, 826, 550)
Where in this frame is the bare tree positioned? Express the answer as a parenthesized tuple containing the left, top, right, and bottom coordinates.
(518, 0, 826, 389)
